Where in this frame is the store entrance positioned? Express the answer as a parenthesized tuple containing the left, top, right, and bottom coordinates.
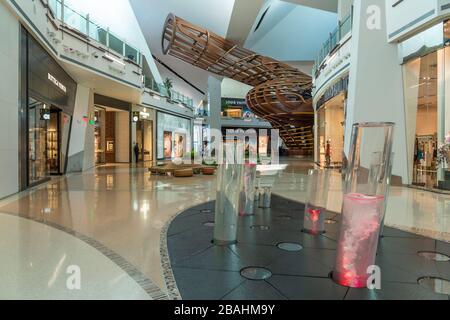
(28, 97, 70, 186)
(317, 93, 346, 168)
(407, 52, 438, 188)
(135, 120, 153, 163)
(94, 105, 130, 165)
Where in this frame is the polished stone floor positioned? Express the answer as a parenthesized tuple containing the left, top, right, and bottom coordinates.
(0, 158, 448, 299)
(168, 196, 450, 300)
(0, 214, 150, 300)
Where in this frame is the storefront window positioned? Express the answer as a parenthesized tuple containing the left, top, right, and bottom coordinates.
(404, 52, 439, 188)
(402, 27, 450, 189)
(95, 108, 106, 164)
(157, 112, 191, 160)
(22, 29, 77, 188)
(28, 97, 49, 185)
(316, 93, 346, 168)
(136, 120, 153, 162)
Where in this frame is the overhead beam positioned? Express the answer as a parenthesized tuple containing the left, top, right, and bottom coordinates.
(280, 0, 338, 13)
(226, 0, 265, 45)
(162, 14, 314, 153)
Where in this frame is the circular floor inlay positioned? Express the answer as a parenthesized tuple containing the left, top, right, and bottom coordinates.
(277, 215, 293, 220)
(418, 251, 450, 262)
(240, 267, 272, 281)
(203, 221, 215, 227)
(277, 242, 303, 252)
(418, 277, 450, 295)
(200, 209, 212, 213)
(250, 225, 270, 231)
(325, 219, 337, 224)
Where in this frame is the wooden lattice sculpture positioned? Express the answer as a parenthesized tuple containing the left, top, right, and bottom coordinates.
(162, 14, 314, 152)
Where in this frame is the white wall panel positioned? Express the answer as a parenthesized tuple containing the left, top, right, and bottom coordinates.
(0, 2, 19, 198)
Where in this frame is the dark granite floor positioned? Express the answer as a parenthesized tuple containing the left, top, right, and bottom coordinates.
(167, 195, 450, 300)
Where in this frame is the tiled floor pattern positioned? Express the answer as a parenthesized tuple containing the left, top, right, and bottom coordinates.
(168, 195, 450, 300)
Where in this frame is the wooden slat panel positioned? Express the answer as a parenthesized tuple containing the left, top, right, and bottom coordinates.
(162, 14, 314, 153)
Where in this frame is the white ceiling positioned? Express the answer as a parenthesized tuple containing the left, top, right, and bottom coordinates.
(226, 0, 266, 45)
(280, 0, 338, 12)
(130, 0, 338, 103)
(61, 60, 142, 104)
(129, 0, 236, 106)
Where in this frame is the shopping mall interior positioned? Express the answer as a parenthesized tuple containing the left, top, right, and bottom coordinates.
(0, 0, 449, 304)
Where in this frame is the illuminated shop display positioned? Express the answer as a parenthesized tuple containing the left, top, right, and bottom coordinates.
(157, 112, 190, 160)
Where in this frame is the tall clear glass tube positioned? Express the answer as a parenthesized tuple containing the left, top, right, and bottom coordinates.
(213, 143, 244, 245)
(239, 163, 257, 216)
(303, 169, 330, 235)
(333, 122, 395, 288)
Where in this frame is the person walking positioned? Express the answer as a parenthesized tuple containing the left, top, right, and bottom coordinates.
(134, 142, 140, 164)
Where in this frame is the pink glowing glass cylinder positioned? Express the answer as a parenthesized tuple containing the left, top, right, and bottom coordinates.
(333, 122, 395, 288)
(333, 193, 384, 287)
(303, 169, 329, 235)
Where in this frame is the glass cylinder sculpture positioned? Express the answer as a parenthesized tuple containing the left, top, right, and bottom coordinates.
(258, 187, 272, 208)
(333, 122, 395, 288)
(379, 152, 394, 239)
(303, 169, 330, 235)
(213, 143, 244, 245)
(239, 163, 257, 216)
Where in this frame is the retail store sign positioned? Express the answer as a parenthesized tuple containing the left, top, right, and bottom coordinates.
(140, 112, 150, 119)
(40, 108, 51, 121)
(48, 73, 67, 93)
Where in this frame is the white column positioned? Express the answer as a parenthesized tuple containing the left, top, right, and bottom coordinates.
(115, 112, 130, 163)
(67, 85, 95, 172)
(0, 3, 19, 198)
(67, 85, 89, 172)
(345, 0, 408, 183)
(314, 108, 319, 164)
(82, 90, 95, 171)
(444, 48, 450, 142)
(207, 75, 223, 138)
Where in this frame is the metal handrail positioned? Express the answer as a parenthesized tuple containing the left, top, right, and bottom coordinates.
(313, 11, 353, 76)
(48, 0, 142, 65)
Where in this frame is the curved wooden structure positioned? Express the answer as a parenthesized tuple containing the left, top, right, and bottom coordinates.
(162, 14, 314, 152)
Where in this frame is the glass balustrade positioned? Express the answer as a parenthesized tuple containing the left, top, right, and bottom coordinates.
(144, 77, 194, 109)
(47, 0, 141, 65)
(47, 0, 193, 109)
(313, 12, 353, 75)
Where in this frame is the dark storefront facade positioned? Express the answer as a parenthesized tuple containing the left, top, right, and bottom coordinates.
(20, 27, 77, 189)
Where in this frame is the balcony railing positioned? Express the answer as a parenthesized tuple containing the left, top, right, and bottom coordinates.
(48, 0, 142, 65)
(46, 0, 194, 110)
(313, 11, 353, 76)
(144, 77, 194, 109)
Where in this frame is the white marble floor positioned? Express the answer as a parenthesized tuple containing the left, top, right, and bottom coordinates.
(272, 158, 450, 242)
(0, 214, 150, 300)
(0, 158, 448, 299)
